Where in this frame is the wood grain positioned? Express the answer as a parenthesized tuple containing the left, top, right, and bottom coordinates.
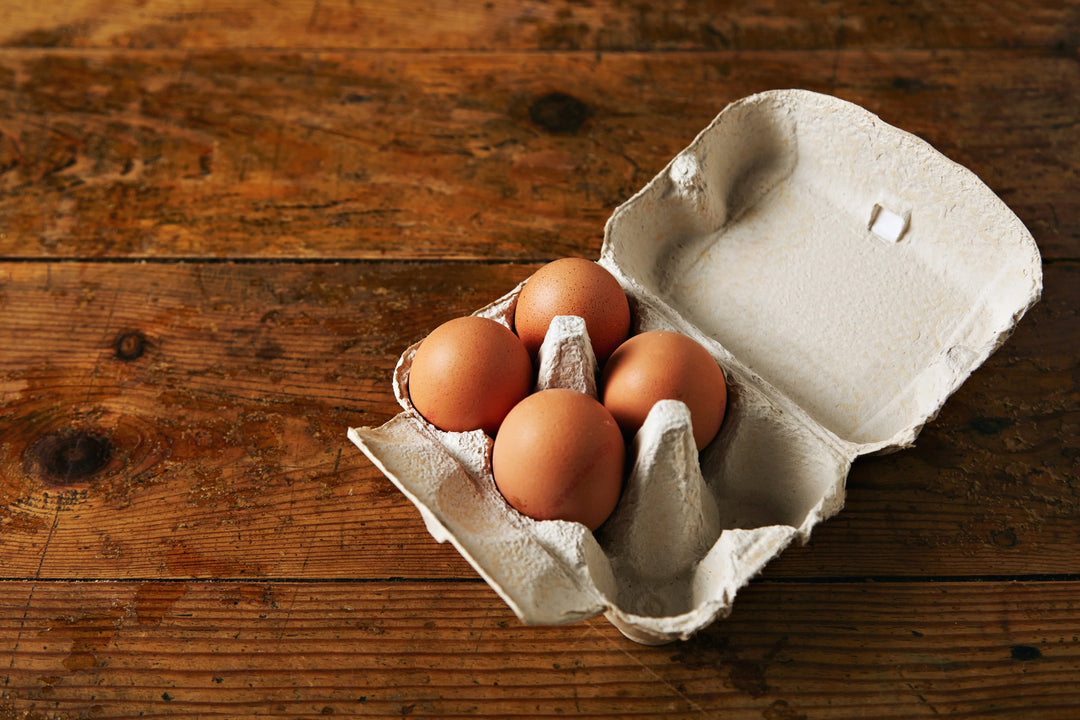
(1, 0, 1077, 51)
(0, 261, 530, 581)
(2, 1, 1078, 716)
(0, 49, 1076, 261)
(2, 579, 1078, 719)
(1, 261, 1076, 580)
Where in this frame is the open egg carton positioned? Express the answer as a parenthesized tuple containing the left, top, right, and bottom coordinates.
(349, 89, 1042, 644)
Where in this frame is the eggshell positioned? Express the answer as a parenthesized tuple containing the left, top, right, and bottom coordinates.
(515, 258, 631, 363)
(492, 389, 624, 531)
(408, 316, 532, 436)
(601, 330, 727, 451)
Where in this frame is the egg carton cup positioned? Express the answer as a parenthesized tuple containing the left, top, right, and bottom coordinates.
(349, 89, 1042, 644)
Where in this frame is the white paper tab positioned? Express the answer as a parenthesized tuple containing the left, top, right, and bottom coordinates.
(870, 203, 908, 243)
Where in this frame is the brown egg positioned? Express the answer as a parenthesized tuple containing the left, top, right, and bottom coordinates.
(408, 316, 533, 436)
(492, 389, 625, 531)
(514, 258, 630, 363)
(601, 330, 727, 451)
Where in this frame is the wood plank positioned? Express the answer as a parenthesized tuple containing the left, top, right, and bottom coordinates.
(1, 0, 1076, 52)
(0, 261, 531, 581)
(1, 579, 1078, 718)
(1, 261, 1076, 580)
(0, 49, 1076, 261)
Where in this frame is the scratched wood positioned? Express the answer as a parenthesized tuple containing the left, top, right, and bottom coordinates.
(0, 0, 1076, 51)
(0, 261, 1076, 581)
(0, 49, 1077, 261)
(1, 580, 1078, 718)
(2, 1, 1079, 718)
(0, 261, 530, 581)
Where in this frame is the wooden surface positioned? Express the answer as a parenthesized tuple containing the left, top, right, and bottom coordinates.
(1, 1, 1078, 717)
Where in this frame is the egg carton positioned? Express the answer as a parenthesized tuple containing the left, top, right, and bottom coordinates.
(348, 89, 1042, 644)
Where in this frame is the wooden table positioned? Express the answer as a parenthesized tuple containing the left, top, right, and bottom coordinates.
(1, 2, 1078, 717)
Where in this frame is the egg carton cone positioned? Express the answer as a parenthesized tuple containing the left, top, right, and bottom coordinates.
(349, 89, 1042, 644)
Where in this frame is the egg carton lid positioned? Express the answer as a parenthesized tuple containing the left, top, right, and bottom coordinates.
(601, 88, 1041, 456)
(349, 89, 1042, 643)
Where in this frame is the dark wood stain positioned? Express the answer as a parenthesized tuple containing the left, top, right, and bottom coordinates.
(29, 431, 112, 484)
(1011, 645, 1042, 661)
(528, 92, 589, 134)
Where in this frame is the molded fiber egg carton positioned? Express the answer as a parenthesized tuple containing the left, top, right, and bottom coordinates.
(348, 89, 1042, 644)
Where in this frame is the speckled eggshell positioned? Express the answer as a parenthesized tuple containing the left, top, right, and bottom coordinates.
(408, 315, 533, 436)
(602, 330, 728, 451)
(492, 388, 625, 531)
(514, 258, 631, 363)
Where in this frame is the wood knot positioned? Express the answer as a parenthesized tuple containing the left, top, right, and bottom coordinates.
(114, 330, 147, 361)
(1010, 645, 1041, 661)
(529, 92, 589, 134)
(32, 431, 112, 483)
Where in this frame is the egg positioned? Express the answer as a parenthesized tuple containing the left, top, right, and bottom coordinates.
(514, 258, 631, 363)
(408, 316, 533, 436)
(492, 388, 624, 531)
(601, 330, 727, 451)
